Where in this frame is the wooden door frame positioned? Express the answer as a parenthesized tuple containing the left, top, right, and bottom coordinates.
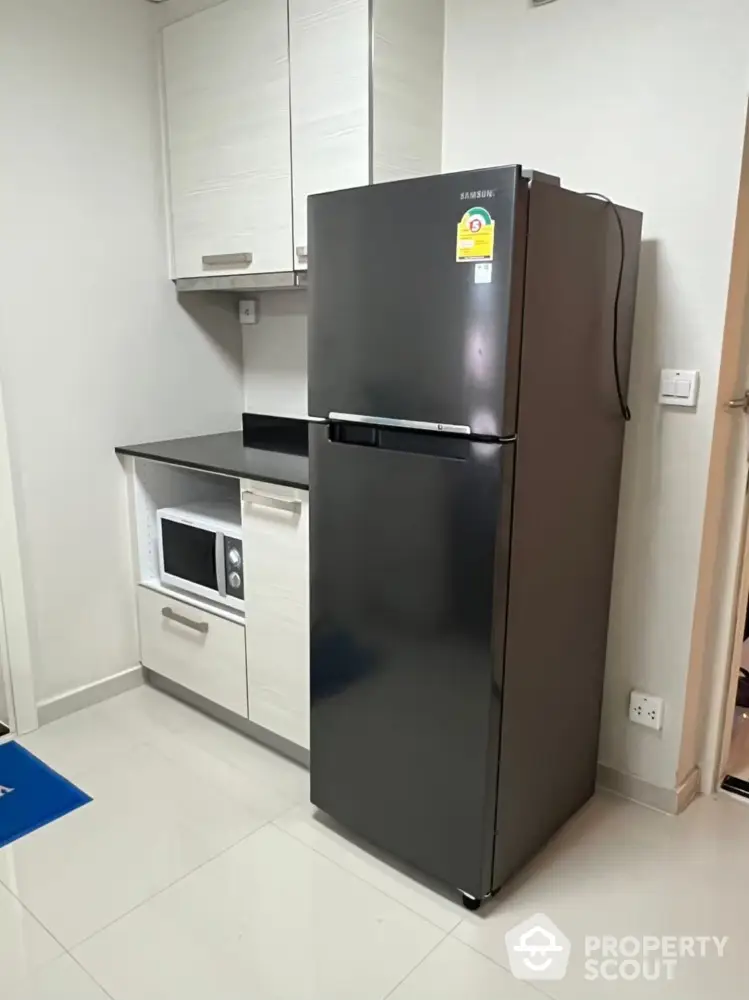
(682, 99, 749, 795)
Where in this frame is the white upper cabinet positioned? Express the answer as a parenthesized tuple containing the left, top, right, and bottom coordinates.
(288, 0, 370, 266)
(371, 0, 445, 185)
(162, 0, 293, 279)
(161, 0, 444, 279)
(289, 0, 444, 269)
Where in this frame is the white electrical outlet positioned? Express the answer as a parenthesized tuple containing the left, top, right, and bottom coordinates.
(629, 691, 664, 731)
(238, 299, 258, 325)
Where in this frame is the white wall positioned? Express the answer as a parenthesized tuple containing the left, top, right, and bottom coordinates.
(153, 0, 229, 27)
(443, 0, 749, 791)
(243, 292, 309, 418)
(0, 0, 243, 705)
(0, 668, 7, 728)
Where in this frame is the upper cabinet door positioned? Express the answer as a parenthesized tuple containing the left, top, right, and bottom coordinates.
(163, 0, 293, 279)
(289, 0, 370, 269)
(371, 0, 445, 184)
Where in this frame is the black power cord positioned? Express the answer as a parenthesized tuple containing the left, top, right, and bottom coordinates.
(583, 192, 631, 422)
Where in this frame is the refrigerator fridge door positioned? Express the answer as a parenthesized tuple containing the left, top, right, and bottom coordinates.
(309, 424, 514, 897)
(307, 167, 528, 439)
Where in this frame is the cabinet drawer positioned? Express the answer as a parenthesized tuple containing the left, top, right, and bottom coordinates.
(242, 480, 310, 749)
(137, 587, 248, 718)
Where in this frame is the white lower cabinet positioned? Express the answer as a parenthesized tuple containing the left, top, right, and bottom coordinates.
(137, 586, 248, 718)
(241, 479, 310, 750)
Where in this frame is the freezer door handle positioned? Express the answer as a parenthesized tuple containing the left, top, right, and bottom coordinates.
(328, 412, 472, 436)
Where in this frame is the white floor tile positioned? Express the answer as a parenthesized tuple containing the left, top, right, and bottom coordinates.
(100, 684, 204, 734)
(2, 686, 310, 948)
(275, 803, 464, 932)
(96, 685, 309, 816)
(149, 703, 310, 816)
(388, 936, 543, 1000)
(74, 823, 445, 1000)
(0, 739, 277, 947)
(6, 955, 110, 1000)
(22, 686, 309, 816)
(11, 687, 749, 999)
(0, 882, 62, 983)
(18, 685, 195, 783)
(18, 701, 137, 784)
(454, 793, 749, 999)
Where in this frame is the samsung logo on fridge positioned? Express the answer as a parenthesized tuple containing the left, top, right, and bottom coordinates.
(461, 190, 495, 200)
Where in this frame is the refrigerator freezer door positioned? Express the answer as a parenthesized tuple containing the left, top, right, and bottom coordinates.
(308, 167, 528, 438)
(309, 425, 513, 896)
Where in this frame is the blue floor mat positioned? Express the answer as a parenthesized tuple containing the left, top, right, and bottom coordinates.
(0, 741, 91, 848)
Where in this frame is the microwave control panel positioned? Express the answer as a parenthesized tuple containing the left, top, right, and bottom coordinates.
(224, 538, 244, 600)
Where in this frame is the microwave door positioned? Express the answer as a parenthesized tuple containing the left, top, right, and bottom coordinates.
(215, 533, 227, 599)
(160, 518, 220, 597)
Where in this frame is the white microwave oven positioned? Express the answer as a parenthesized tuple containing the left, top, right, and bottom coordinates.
(157, 501, 244, 612)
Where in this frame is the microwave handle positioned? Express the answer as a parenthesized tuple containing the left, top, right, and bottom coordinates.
(216, 532, 227, 598)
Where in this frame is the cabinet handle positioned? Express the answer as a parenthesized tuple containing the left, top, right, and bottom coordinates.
(202, 252, 253, 267)
(295, 246, 308, 262)
(162, 606, 209, 634)
(242, 490, 301, 516)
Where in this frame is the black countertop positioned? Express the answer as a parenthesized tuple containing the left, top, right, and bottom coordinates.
(116, 414, 310, 490)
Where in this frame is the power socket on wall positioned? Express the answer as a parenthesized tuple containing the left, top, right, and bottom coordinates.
(629, 691, 664, 731)
(239, 299, 259, 326)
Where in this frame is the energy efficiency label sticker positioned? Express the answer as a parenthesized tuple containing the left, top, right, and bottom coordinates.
(456, 206, 495, 262)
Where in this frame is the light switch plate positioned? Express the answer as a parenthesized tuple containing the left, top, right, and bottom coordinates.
(659, 369, 699, 407)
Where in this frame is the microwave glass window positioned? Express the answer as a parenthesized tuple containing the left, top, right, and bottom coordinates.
(162, 520, 218, 591)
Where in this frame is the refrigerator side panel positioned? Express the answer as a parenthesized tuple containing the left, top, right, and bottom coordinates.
(492, 184, 643, 889)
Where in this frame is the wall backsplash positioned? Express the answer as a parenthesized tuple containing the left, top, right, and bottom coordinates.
(242, 290, 308, 418)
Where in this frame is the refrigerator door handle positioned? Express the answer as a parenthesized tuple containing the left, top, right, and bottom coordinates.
(328, 412, 472, 436)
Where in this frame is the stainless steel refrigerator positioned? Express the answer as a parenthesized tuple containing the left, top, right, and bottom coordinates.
(307, 166, 642, 909)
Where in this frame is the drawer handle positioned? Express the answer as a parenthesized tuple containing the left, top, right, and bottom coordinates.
(202, 252, 253, 267)
(243, 490, 301, 516)
(162, 606, 209, 634)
